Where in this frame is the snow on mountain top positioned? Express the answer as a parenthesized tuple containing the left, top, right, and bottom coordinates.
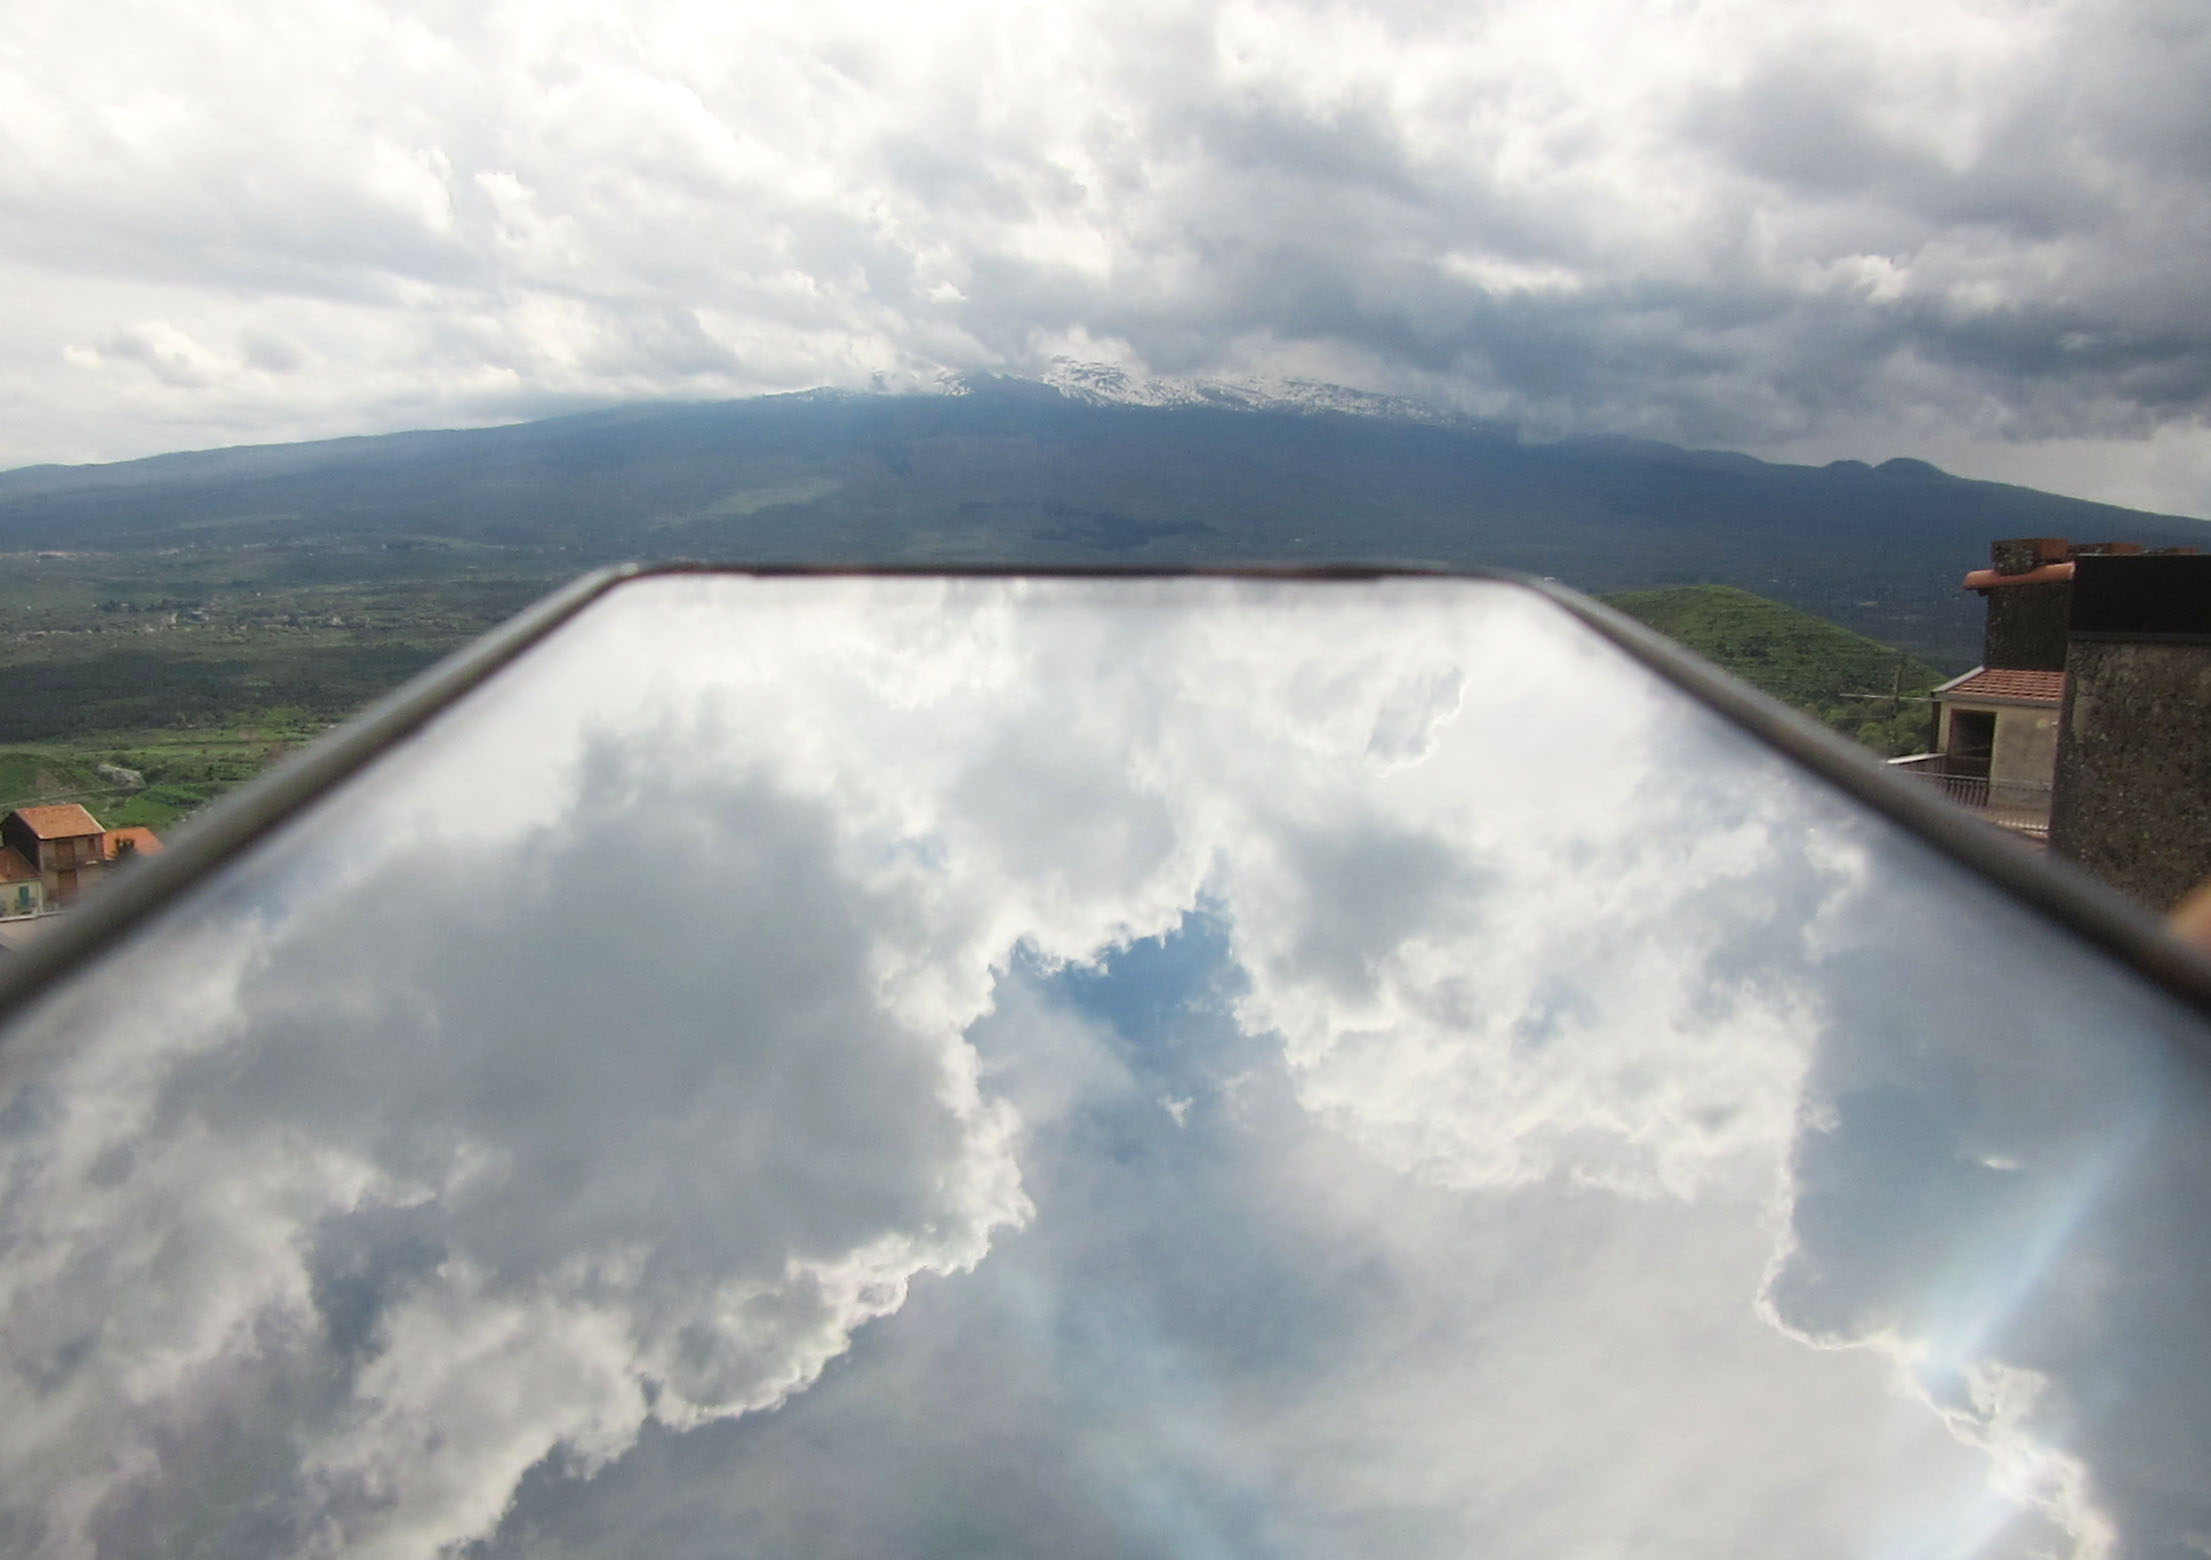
(940, 361, 1482, 430)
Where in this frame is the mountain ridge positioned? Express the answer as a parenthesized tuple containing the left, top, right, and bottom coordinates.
(1, 375, 2201, 667)
(6, 370, 2199, 525)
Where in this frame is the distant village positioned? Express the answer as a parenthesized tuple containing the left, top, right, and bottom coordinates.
(0, 803, 162, 954)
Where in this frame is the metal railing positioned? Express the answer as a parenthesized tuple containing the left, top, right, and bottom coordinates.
(1889, 755, 2052, 838)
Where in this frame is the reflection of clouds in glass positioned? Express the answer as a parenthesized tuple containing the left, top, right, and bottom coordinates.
(462, 927, 2061, 1560)
(1228, 792, 1841, 1198)
(1365, 663, 1464, 770)
(0, 575, 2204, 1558)
(1168, 589, 1853, 1199)
(0, 752, 1026, 1558)
(1759, 863, 2211, 1558)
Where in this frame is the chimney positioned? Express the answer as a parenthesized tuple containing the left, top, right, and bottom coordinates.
(1990, 537, 2071, 575)
(1974, 538, 2073, 671)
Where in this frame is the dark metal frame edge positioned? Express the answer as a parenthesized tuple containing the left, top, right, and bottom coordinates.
(4, 560, 2209, 1025)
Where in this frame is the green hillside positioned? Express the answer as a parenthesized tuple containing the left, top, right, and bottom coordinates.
(6, 386, 2204, 667)
(1600, 584, 1943, 755)
(0, 572, 1952, 840)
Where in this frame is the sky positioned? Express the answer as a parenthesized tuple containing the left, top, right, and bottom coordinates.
(4, 576, 2207, 1558)
(4, 0, 2211, 514)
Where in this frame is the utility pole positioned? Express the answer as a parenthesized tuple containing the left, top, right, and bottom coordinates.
(1841, 655, 1933, 756)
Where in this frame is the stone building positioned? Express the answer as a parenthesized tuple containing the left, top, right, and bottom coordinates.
(1968, 536, 2076, 672)
(2049, 553, 2211, 910)
(1903, 537, 2112, 838)
(1902, 539, 2209, 906)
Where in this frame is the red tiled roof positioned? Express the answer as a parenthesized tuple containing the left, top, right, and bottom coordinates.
(1963, 562, 2075, 590)
(7, 803, 104, 840)
(104, 827, 163, 860)
(0, 847, 36, 884)
(1940, 668, 2067, 703)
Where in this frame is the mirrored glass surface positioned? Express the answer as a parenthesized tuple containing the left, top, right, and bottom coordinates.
(2, 574, 2207, 1560)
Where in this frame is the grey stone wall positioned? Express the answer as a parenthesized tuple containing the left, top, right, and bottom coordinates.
(2050, 639, 2211, 910)
(1991, 704, 2060, 788)
(1982, 583, 2071, 670)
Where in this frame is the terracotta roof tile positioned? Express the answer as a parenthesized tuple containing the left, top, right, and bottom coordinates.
(0, 847, 37, 884)
(1940, 668, 2067, 703)
(7, 803, 104, 839)
(104, 827, 163, 860)
(1964, 562, 2076, 590)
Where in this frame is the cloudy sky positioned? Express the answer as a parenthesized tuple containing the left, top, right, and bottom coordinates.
(4, 0, 2210, 513)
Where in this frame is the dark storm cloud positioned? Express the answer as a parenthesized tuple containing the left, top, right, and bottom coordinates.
(948, 0, 2211, 459)
(6, 0, 2211, 509)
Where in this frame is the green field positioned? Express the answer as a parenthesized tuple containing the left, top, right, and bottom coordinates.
(0, 544, 566, 830)
(0, 545, 560, 738)
(1601, 584, 1944, 754)
(0, 732, 335, 830)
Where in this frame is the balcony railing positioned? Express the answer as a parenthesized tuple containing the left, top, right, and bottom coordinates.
(1888, 754, 2051, 838)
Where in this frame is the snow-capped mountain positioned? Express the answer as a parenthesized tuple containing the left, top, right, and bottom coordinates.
(947, 360, 1481, 430)
(5, 374, 2200, 670)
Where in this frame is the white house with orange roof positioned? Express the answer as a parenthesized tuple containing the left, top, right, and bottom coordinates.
(0, 845, 42, 919)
